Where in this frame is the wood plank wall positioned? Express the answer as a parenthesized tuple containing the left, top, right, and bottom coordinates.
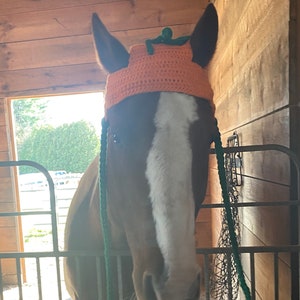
(0, 0, 210, 286)
(0, 0, 207, 98)
(209, 1, 291, 299)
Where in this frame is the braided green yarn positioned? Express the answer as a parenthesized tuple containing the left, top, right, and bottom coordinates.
(99, 118, 113, 300)
(214, 122, 251, 300)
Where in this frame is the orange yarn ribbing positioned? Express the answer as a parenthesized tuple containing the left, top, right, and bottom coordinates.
(105, 42, 214, 113)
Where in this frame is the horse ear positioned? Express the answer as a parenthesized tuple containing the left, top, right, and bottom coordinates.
(190, 3, 218, 68)
(92, 13, 129, 73)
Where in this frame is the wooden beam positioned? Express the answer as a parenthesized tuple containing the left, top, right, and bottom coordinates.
(0, 126, 8, 151)
(0, 100, 5, 125)
(0, 23, 196, 73)
(0, 23, 195, 97)
(0, 0, 205, 43)
(0, 35, 95, 72)
(0, 63, 107, 98)
(0, 0, 121, 16)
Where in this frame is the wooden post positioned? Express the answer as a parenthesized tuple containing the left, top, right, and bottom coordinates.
(289, 0, 300, 299)
(0, 98, 24, 285)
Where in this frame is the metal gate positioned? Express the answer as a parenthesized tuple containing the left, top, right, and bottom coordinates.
(0, 144, 299, 300)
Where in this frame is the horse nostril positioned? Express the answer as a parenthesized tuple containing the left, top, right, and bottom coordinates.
(112, 133, 120, 143)
(143, 274, 157, 300)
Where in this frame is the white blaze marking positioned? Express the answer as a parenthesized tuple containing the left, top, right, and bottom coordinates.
(146, 92, 200, 296)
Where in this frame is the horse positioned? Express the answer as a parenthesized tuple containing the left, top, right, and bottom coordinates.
(64, 4, 218, 300)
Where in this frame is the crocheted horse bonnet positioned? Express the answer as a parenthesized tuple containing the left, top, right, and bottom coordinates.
(105, 34, 214, 113)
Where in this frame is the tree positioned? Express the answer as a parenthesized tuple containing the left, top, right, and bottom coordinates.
(12, 98, 49, 146)
(18, 121, 100, 174)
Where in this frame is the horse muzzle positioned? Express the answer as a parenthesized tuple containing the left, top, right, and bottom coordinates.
(141, 270, 201, 300)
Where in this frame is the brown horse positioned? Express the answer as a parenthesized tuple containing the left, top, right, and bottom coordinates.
(64, 4, 218, 300)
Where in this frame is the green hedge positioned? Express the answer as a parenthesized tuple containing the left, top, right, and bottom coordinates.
(18, 121, 100, 174)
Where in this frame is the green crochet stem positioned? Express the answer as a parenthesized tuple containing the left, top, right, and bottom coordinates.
(99, 118, 113, 300)
(146, 27, 190, 54)
(214, 121, 251, 300)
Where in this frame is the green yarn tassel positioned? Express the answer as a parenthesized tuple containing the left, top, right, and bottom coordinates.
(214, 121, 251, 300)
(99, 118, 114, 300)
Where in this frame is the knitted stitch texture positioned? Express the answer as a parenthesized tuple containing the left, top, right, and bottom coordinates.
(105, 42, 215, 113)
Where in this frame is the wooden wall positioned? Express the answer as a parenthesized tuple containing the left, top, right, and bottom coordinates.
(0, 0, 210, 286)
(209, 0, 292, 299)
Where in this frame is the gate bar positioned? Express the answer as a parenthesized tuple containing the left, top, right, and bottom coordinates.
(274, 252, 279, 300)
(0, 160, 62, 300)
(0, 145, 299, 299)
(0, 160, 59, 252)
(0, 260, 3, 300)
(36, 257, 43, 300)
(250, 252, 256, 300)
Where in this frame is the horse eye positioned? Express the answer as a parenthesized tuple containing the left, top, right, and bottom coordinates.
(112, 133, 120, 144)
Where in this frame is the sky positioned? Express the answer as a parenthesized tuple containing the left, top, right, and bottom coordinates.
(44, 92, 104, 135)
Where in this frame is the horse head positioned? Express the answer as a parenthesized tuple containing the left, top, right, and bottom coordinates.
(64, 4, 218, 300)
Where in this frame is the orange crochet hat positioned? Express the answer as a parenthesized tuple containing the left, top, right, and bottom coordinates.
(105, 42, 214, 113)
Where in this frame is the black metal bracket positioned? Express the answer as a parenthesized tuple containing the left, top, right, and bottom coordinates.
(225, 132, 243, 186)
